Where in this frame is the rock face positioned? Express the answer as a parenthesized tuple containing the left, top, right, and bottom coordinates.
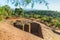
(0, 21, 42, 40)
(39, 23, 60, 40)
(0, 20, 60, 40)
(13, 20, 44, 38)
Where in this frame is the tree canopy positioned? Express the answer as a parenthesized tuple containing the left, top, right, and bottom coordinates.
(6, 0, 49, 8)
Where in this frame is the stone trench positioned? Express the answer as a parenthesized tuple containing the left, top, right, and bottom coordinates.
(13, 20, 44, 39)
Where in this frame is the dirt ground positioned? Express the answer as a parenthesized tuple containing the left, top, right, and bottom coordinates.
(0, 19, 60, 40)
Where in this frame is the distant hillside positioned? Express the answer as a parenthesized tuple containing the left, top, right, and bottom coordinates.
(25, 10, 60, 18)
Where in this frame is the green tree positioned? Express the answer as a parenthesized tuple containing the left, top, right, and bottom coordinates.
(33, 14, 40, 19)
(0, 5, 13, 18)
(14, 8, 24, 17)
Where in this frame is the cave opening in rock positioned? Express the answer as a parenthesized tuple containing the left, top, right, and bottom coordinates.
(30, 22, 43, 38)
(13, 20, 43, 38)
(24, 24, 29, 32)
(13, 21, 23, 30)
